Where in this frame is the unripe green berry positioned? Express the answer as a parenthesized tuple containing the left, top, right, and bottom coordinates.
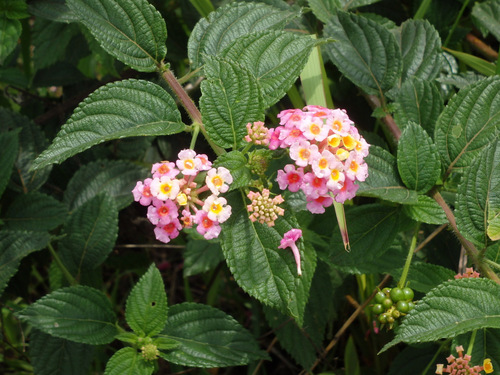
(375, 291, 386, 304)
(382, 298, 393, 309)
(372, 304, 384, 315)
(382, 288, 391, 295)
(390, 287, 405, 302)
(396, 301, 409, 313)
(392, 309, 401, 318)
(402, 287, 414, 301)
(408, 301, 415, 311)
(378, 313, 388, 324)
(386, 316, 395, 324)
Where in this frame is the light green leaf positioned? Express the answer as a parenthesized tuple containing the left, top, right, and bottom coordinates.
(443, 48, 497, 77)
(188, 2, 299, 69)
(382, 278, 500, 351)
(213, 151, 252, 191)
(396, 19, 442, 82)
(393, 77, 443, 135)
(58, 194, 118, 280)
(397, 122, 441, 193)
(0, 230, 50, 297)
(0, 16, 21, 64)
(67, 0, 166, 72)
(488, 200, 500, 241)
(159, 303, 269, 367)
(435, 76, 500, 172)
(472, 0, 500, 41)
(30, 330, 94, 375)
(200, 56, 264, 149)
(63, 159, 147, 211)
(220, 191, 316, 326)
(357, 145, 418, 204)
(3, 192, 67, 231)
(0, 130, 18, 199)
(125, 264, 168, 337)
(32, 79, 184, 170)
(221, 30, 317, 107)
(104, 347, 154, 375)
(183, 239, 224, 277)
(16, 285, 117, 345)
(402, 195, 447, 225)
(456, 140, 500, 248)
(323, 11, 401, 95)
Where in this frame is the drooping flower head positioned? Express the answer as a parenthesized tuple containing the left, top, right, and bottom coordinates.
(278, 229, 303, 276)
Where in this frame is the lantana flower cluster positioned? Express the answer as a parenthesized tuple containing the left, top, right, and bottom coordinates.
(436, 345, 493, 374)
(454, 267, 481, 279)
(132, 149, 233, 243)
(266, 105, 369, 212)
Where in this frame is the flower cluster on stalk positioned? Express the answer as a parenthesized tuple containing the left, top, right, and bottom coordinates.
(132, 149, 233, 243)
(436, 345, 493, 374)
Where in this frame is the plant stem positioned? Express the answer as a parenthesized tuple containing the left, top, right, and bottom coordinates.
(443, 0, 470, 48)
(398, 223, 420, 289)
(414, 0, 432, 19)
(466, 329, 477, 356)
(189, 122, 200, 150)
(420, 339, 450, 375)
(363, 94, 401, 141)
(47, 242, 77, 286)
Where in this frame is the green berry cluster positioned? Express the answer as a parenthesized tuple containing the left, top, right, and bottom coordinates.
(371, 287, 415, 329)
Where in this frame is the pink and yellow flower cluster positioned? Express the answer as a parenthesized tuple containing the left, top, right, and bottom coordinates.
(436, 345, 493, 374)
(132, 149, 233, 243)
(265, 105, 369, 212)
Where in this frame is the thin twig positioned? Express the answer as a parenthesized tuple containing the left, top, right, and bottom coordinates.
(252, 336, 279, 375)
(363, 94, 401, 141)
(414, 224, 447, 253)
(466, 33, 499, 61)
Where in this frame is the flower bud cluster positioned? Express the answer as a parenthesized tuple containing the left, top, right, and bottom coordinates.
(132, 149, 233, 243)
(247, 189, 284, 227)
(454, 267, 480, 279)
(267, 105, 369, 212)
(436, 345, 493, 374)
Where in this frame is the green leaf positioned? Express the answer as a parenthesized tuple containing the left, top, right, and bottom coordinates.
(357, 145, 418, 204)
(382, 278, 500, 352)
(0, 230, 50, 297)
(456, 140, 500, 248)
(345, 336, 361, 375)
(0, 130, 18, 199)
(58, 194, 118, 279)
(221, 30, 317, 107)
(104, 347, 154, 375)
(3, 192, 67, 231)
(472, 0, 500, 41)
(307, 0, 382, 23)
(396, 19, 442, 82)
(32, 79, 184, 170)
(125, 264, 168, 337)
(323, 11, 401, 95)
(435, 76, 500, 172)
(402, 195, 447, 225)
(394, 263, 455, 293)
(183, 239, 224, 277)
(200, 56, 264, 149)
(64, 159, 147, 211)
(0, 0, 28, 19)
(28, 0, 79, 23)
(0, 16, 21, 64)
(188, 2, 299, 69)
(488, 200, 500, 241)
(30, 330, 94, 375)
(220, 191, 316, 326)
(394, 77, 443, 135)
(387, 344, 441, 375)
(67, 0, 166, 72)
(159, 303, 269, 367)
(213, 151, 252, 191)
(443, 48, 497, 77)
(16, 285, 117, 345)
(328, 204, 402, 274)
(397, 122, 441, 193)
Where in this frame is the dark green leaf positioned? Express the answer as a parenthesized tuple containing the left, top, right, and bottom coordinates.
(402, 195, 447, 225)
(387, 343, 441, 375)
(32, 79, 184, 169)
(0, 230, 50, 297)
(357, 145, 418, 204)
(220, 191, 316, 326)
(125, 264, 168, 337)
(183, 239, 224, 277)
(0, 16, 21, 64)
(0, 130, 18, 198)
(435, 76, 500, 172)
(200, 56, 264, 149)
(104, 347, 154, 375)
(307, 0, 382, 23)
(67, 0, 167, 72)
(394, 263, 455, 293)
(159, 303, 269, 367)
(0, 0, 28, 19)
(17, 285, 117, 345)
(323, 11, 401, 95)
(472, 0, 500, 41)
(28, 0, 79, 23)
(382, 278, 500, 352)
(58, 194, 118, 279)
(213, 151, 252, 191)
(188, 2, 299, 69)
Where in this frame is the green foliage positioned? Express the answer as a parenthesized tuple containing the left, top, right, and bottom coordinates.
(401, 195, 447, 225)
(0, 130, 19, 198)
(104, 347, 154, 375)
(471, 0, 500, 41)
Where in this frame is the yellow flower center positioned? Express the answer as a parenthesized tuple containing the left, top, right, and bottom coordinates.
(211, 203, 223, 214)
(328, 135, 341, 148)
(299, 148, 311, 160)
(318, 158, 328, 169)
(331, 169, 340, 181)
(310, 123, 321, 135)
(161, 183, 172, 194)
(184, 159, 195, 169)
(343, 135, 356, 150)
(336, 148, 349, 161)
(212, 176, 223, 187)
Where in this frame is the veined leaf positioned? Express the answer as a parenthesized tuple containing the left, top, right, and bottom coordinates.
(472, 0, 500, 41)
(183, 239, 224, 277)
(357, 145, 418, 204)
(393, 77, 443, 135)
(307, 0, 382, 23)
(220, 191, 316, 326)
(393, 263, 455, 293)
(382, 278, 500, 351)
(221, 30, 317, 107)
(397, 122, 441, 193)
(32, 79, 184, 170)
(456, 140, 500, 248)
(125, 264, 168, 337)
(104, 347, 154, 375)
(64, 159, 147, 211)
(323, 11, 401, 95)
(30, 330, 94, 375)
(159, 303, 269, 367)
(0, 230, 50, 297)
(188, 2, 299, 69)
(213, 151, 252, 191)
(16, 285, 117, 345)
(396, 19, 442, 83)
(0, 130, 18, 199)
(435, 76, 500, 172)
(58, 194, 118, 280)
(67, 0, 167, 72)
(0, 16, 21, 64)
(488, 200, 500, 241)
(402, 195, 447, 225)
(28, 0, 79, 23)
(200, 56, 264, 149)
